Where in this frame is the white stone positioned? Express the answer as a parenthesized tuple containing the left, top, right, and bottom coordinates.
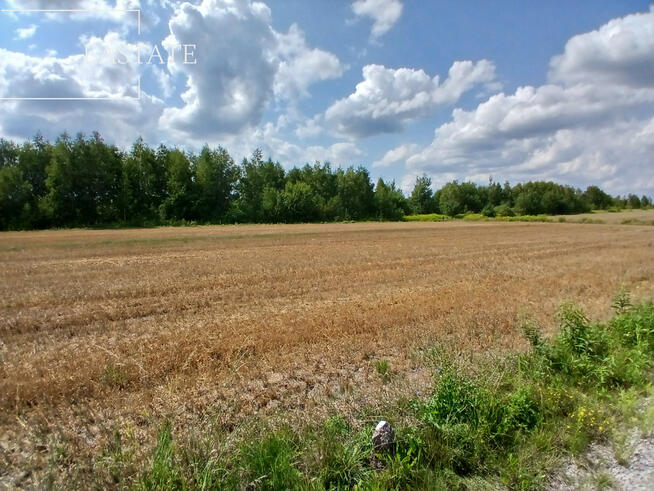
(372, 420, 394, 451)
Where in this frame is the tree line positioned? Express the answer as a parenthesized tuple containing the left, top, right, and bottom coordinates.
(0, 132, 650, 230)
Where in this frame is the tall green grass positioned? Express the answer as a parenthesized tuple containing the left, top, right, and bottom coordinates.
(123, 292, 654, 489)
(403, 213, 452, 222)
(403, 213, 553, 223)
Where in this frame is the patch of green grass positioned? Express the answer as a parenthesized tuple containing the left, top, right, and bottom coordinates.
(238, 428, 303, 489)
(403, 213, 557, 223)
(138, 424, 184, 490)
(375, 359, 391, 382)
(97, 427, 136, 484)
(302, 416, 372, 488)
(578, 217, 606, 224)
(403, 213, 451, 222)
(462, 213, 486, 221)
(494, 214, 552, 223)
(589, 471, 615, 490)
(100, 362, 128, 389)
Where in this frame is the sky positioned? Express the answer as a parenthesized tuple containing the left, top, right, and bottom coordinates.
(0, 0, 653, 196)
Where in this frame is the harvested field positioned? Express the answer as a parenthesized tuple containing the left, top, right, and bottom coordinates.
(1, 220, 654, 485)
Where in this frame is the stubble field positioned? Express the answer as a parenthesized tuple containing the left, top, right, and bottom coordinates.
(1, 216, 654, 485)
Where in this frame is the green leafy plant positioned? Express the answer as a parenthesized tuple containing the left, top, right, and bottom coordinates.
(375, 360, 391, 382)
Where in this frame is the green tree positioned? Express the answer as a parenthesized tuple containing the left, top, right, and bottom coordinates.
(409, 175, 433, 214)
(41, 133, 75, 225)
(438, 181, 484, 216)
(236, 149, 285, 222)
(583, 185, 613, 210)
(336, 167, 374, 220)
(286, 161, 338, 220)
(195, 145, 238, 222)
(18, 133, 51, 199)
(486, 179, 506, 207)
(513, 189, 542, 215)
(512, 181, 588, 215)
(87, 132, 123, 223)
(374, 178, 407, 220)
(160, 149, 194, 220)
(280, 181, 320, 222)
(627, 194, 642, 209)
(0, 138, 19, 169)
(459, 182, 483, 213)
(261, 186, 283, 222)
(0, 166, 32, 229)
(121, 138, 166, 223)
(439, 182, 464, 217)
(43, 133, 122, 226)
(42, 132, 121, 226)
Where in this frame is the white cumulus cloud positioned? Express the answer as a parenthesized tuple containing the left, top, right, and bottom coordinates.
(312, 60, 496, 138)
(352, 0, 403, 39)
(373, 143, 420, 168)
(274, 24, 343, 100)
(14, 25, 37, 40)
(159, 0, 343, 142)
(0, 31, 164, 146)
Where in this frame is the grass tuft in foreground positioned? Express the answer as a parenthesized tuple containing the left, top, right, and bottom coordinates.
(120, 292, 654, 489)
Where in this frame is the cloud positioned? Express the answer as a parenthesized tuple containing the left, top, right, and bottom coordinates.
(225, 117, 364, 168)
(313, 60, 496, 138)
(391, 8, 654, 195)
(158, 0, 277, 139)
(0, 32, 164, 146)
(304, 141, 363, 165)
(159, 0, 343, 141)
(373, 143, 420, 168)
(153, 66, 174, 99)
(550, 6, 654, 88)
(352, 0, 403, 39)
(274, 24, 343, 100)
(14, 25, 37, 40)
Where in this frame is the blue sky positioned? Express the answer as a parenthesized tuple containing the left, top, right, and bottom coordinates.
(1, 0, 653, 195)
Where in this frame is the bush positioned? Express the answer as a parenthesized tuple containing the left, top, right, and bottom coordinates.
(494, 204, 515, 217)
(481, 203, 496, 217)
(403, 213, 450, 222)
(495, 214, 552, 222)
(610, 302, 654, 347)
(462, 213, 485, 221)
(419, 371, 486, 428)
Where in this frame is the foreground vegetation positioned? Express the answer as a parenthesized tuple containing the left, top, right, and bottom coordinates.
(0, 132, 651, 230)
(96, 293, 653, 489)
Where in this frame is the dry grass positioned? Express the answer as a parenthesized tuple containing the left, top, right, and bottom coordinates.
(1, 220, 654, 485)
(553, 208, 654, 224)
